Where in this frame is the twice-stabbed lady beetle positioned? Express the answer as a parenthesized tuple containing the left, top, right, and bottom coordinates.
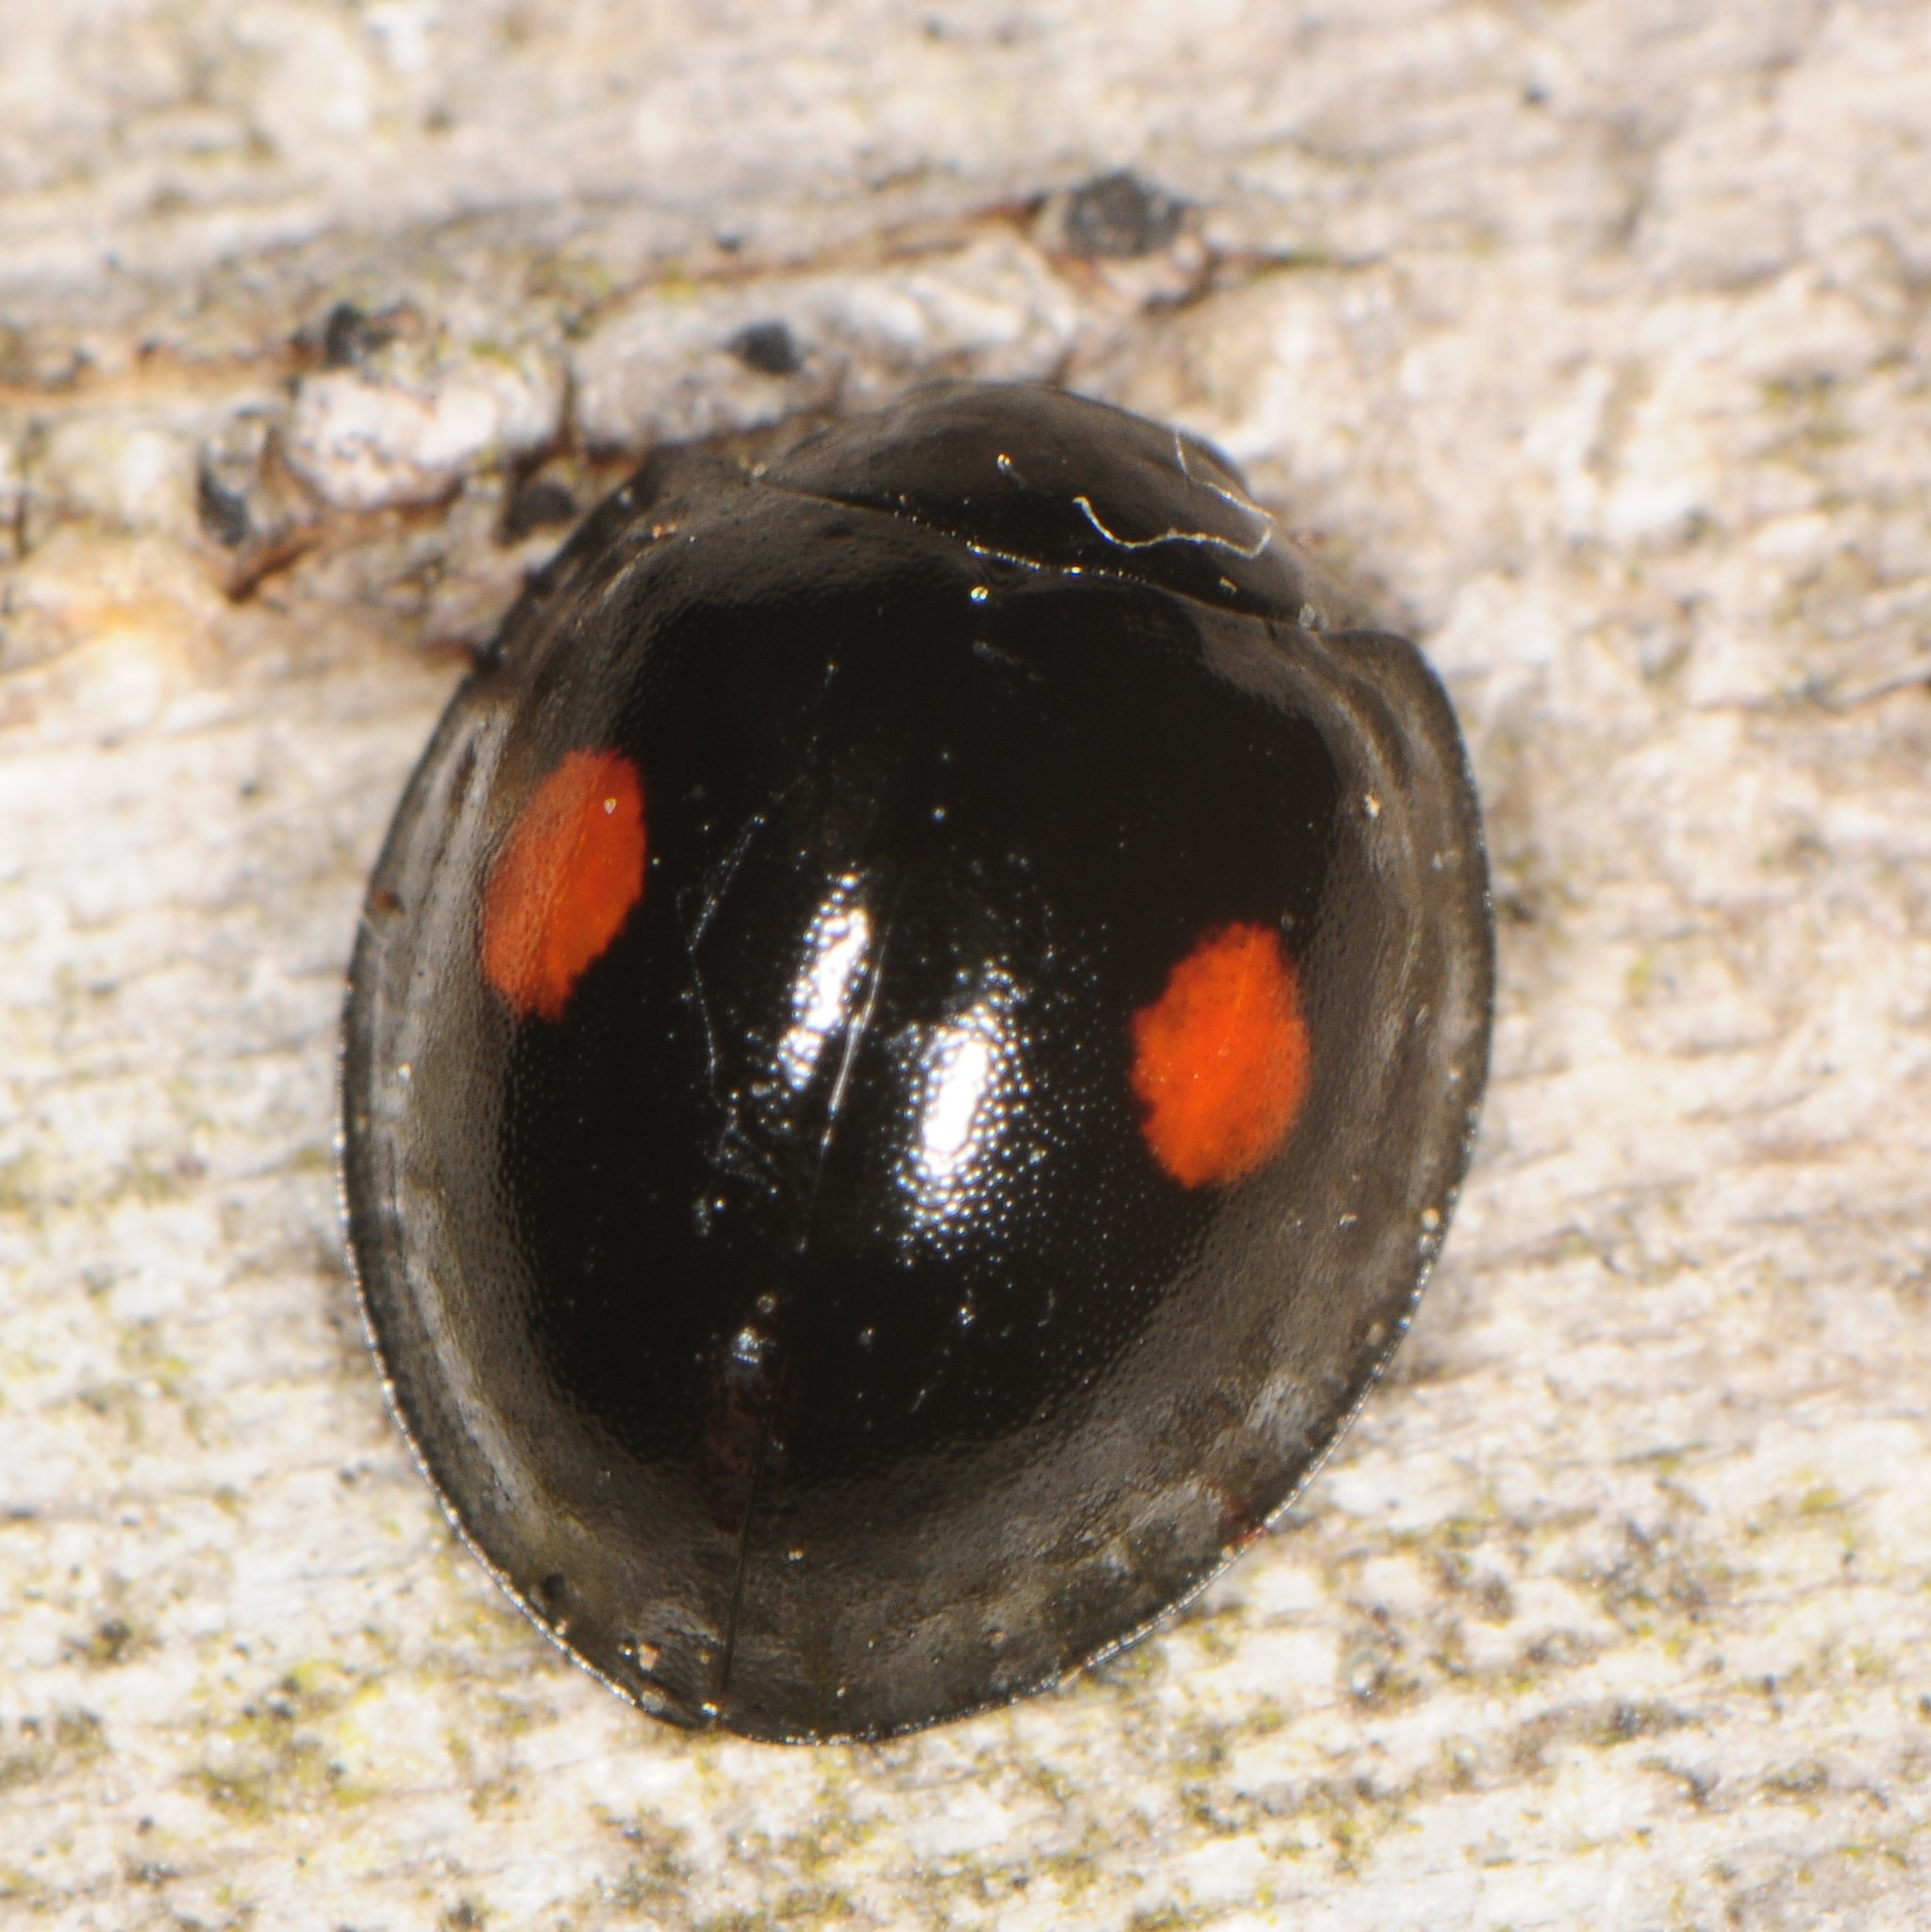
(341, 383, 1492, 1741)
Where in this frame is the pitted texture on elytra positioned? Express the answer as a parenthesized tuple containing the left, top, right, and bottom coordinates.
(341, 383, 1492, 1740)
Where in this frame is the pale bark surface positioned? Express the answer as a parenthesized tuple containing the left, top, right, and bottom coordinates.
(3, 4, 1929, 1927)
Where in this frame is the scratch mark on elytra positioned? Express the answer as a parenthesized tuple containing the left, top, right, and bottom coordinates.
(678, 811, 768, 1111)
(821, 916, 891, 1165)
(792, 907, 896, 1254)
(1172, 428, 1277, 530)
(688, 811, 766, 948)
(1071, 491, 1273, 561)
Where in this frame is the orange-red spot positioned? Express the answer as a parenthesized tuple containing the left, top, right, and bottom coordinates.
(1129, 922, 1311, 1190)
(480, 748, 646, 1022)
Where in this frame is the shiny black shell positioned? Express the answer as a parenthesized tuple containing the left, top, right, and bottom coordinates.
(341, 383, 1492, 1742)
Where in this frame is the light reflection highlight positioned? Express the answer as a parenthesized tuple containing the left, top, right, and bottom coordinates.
(905, 973, 1020, 1234)
(778, 882, 872, 1092)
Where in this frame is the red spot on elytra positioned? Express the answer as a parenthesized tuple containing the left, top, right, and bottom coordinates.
(480, 749, 646, 1022)
(1129, 922, 1310, 1190)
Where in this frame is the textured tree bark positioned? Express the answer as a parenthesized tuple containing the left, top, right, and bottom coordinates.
(3, 4, 1928, 1927)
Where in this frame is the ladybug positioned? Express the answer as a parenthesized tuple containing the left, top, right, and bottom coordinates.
(341, 383, 1492, 1742)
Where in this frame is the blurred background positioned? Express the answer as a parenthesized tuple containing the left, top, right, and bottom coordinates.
(2, 4, 1928, 1926)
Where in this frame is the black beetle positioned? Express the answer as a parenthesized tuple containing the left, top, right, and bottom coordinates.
(341, 382, 1492, 1741)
